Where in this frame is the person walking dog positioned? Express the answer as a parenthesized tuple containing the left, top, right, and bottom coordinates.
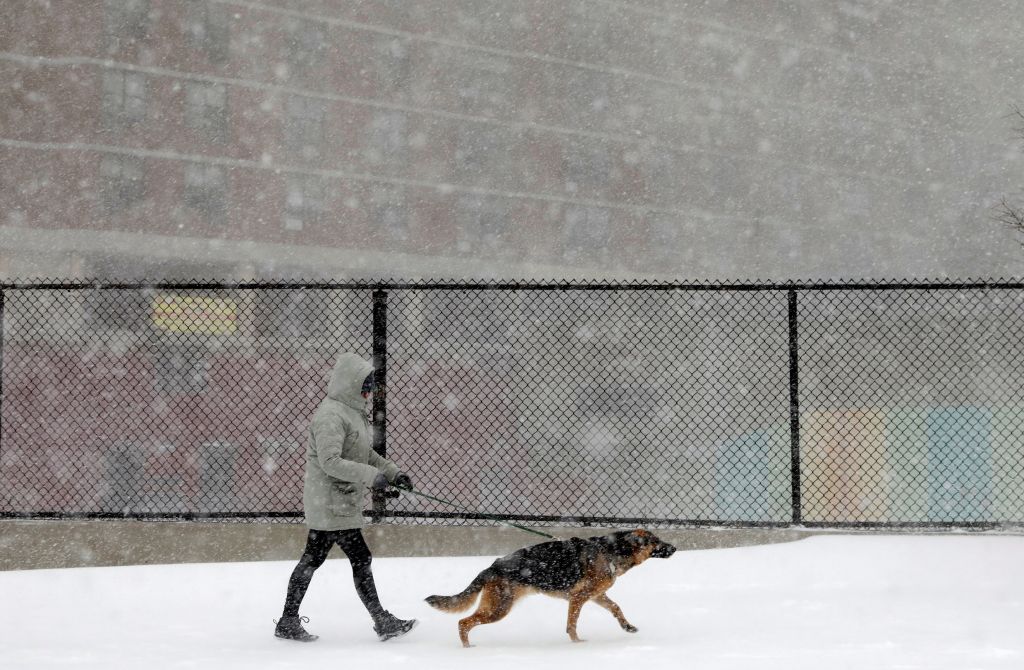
(275, 352, 417, 642)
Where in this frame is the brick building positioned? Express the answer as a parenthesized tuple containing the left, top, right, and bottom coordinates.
(2, 0, 1023, 280)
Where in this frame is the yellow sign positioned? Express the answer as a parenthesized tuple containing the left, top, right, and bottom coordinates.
(152, 295, 238, 335)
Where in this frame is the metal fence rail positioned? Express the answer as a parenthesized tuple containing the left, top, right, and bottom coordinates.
(1, 279, 1023, 530)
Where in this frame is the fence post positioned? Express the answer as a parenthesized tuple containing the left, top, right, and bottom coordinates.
(787, 288, 802, 525)
(0, 288, 4, 469)
(370, 287, 388, 523)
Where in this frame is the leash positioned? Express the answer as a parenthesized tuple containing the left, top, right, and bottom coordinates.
(391, 487, 556, 540)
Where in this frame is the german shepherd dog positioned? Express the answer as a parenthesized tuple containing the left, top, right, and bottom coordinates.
(425, 529, 677, 646)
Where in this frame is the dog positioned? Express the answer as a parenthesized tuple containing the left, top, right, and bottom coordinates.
(425, 529, 677, 646)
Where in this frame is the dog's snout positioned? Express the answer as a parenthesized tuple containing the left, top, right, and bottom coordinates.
(653, 542, 677, 558)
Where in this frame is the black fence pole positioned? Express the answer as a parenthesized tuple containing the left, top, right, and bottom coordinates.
(0, 289, 4, 470)
(787, 288, 802, 525)
(370, 287, 388, 523)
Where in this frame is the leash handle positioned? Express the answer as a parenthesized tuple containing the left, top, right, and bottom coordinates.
(394, 488, 556, 540)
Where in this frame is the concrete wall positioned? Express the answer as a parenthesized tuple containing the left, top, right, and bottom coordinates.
(0, 519, 810, 571)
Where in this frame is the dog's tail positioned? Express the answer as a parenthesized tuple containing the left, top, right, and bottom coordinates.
(425, 568, 495, 613)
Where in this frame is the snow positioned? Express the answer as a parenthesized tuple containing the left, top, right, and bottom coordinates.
(2, 534, 1023, 669)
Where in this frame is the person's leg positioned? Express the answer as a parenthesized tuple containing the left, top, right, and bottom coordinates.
(334, 529, 385, 620)
(281, 529, 336, 618)
(335, 529, 418, 640)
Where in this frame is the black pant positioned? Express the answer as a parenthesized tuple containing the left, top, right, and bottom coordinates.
(282, 529, 385, 621)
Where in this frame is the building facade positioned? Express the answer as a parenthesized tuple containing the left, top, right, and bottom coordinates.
(2, 0, 1023, 280)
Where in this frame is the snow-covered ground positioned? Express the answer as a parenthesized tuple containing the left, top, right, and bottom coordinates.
(2, 534, 1022, 669)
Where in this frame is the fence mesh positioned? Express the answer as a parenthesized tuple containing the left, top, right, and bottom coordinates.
(385, 288, 792, 524)
(1, 281, 1023, 527)
(0, 286, 371, 516)
(798, 289, 1024, 524)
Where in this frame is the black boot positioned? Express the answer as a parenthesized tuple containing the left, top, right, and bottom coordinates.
(373, 611, 418, 642)
(275, 615, 318, 642)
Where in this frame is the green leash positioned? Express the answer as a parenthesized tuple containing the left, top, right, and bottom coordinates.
(394, 487, 556, 540)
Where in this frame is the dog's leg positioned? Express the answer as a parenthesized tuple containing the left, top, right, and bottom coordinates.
(593, 593, 637, 633)
(457, 582, 517, 648)
(566, 593, 590, 643)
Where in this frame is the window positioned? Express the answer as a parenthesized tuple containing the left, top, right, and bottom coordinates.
(104, 0, 149, 51)
(457, 55, 511, 115)
(102, 70, 146, 126)
(365, 112, 407, 165)
(455, 195, 508, 252)
(286, 19, 326, 70)
(185, 0, 230, 63)
(564, 143, 612, 194)
(424, 291, 502, 343)
(253, 289, 336, 339)
(454, 125, 502, 184)
(642, 148, 677, 203)
(100, 154, 145, 212)
(564, 69, 613, 126)
(84, 287, 149, 331)
(563, 206, 611, 262)
(185, 81, 228, 139)
(284, 174, 325, 231)
(370, 185, 408, 241)
(565, 7, 612, 62)
(184, 163, 227, 224)
(285, 96, 325, 160)
(373, 37, 411, 96)
(154, 343, 208, 395)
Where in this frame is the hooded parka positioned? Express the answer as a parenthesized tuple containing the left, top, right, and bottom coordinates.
(302, 353, 400, 531)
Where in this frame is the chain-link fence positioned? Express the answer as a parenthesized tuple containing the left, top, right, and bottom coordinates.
(1, 280, 1023, 529)
(798, 288, 1024, 525)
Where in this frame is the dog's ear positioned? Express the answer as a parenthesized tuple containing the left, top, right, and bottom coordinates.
(609, 532, 630, 555)
(631, 529, 656, 547)
(612, 530, 647, 555)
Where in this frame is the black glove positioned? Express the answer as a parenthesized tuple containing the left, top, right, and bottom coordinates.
(393, 472, 413, 491)
(372, 473, 389, 490)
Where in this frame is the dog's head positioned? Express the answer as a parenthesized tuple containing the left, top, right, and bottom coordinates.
(611, 529, 677, 560)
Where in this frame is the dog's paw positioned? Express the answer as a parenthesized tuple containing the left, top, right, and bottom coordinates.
(623, 624, 638, 633)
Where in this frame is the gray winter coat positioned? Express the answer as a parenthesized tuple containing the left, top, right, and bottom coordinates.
(302, 353, 400, 531)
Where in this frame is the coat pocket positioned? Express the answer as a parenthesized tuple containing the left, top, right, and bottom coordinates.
(328, 481, 360, 515)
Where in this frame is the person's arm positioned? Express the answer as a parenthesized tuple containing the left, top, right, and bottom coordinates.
(367, 449, 401, 483)
(312, 415, 379, 486)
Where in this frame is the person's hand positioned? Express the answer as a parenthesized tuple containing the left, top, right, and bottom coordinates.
(372, 473, 389, 490)
(393, 472, 413, 491)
